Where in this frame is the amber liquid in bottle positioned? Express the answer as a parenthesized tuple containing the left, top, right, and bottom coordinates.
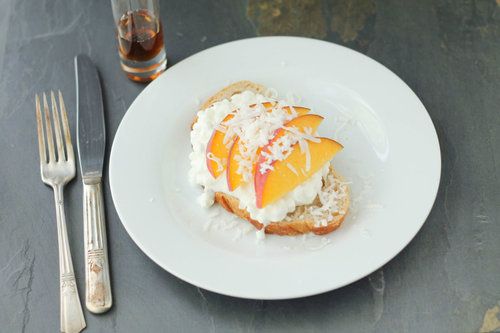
(117, 9, 166, 81)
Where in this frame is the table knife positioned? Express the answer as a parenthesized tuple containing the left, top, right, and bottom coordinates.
(75, 54, 112, 314)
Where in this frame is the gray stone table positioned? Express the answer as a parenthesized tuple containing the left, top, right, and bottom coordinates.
(1, 0, 499, 332)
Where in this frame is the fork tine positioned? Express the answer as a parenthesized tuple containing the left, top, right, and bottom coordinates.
(58, 90, 74, 160)
(35, 95, 46, 163)
(42, 93, 56, 162)
(50, 91, 65, 161)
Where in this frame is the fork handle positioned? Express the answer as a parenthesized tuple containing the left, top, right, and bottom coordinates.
(83, 178, 112, 313)
(54, 186, 86, 333)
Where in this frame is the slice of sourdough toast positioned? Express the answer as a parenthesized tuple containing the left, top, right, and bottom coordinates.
(195, 81, 350, 236)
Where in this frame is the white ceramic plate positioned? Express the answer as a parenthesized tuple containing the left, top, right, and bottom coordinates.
(110, 37, 441, 300)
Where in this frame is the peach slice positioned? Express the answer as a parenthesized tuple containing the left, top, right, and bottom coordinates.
(254, 137, 343, 208)
(206, 113, 234, 178)
(227, 114, 323, 191)
(207, 104, 310, 179)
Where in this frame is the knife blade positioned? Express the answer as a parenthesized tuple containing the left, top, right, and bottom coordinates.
(75, 54, 113, 314)
(75, 54, 105, 179)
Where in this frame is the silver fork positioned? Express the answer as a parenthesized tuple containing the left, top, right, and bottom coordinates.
(36, 91, 86, 333)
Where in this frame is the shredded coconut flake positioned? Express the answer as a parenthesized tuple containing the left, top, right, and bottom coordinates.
(283, 126, 320, 143)
(256, 228, 266, 242)
(286, 162, 299, 175)
(257, 125, 321, 175)
(298, 138, 311, 172)
(206, 152, 224, 172)
(215, 124, 227, 133)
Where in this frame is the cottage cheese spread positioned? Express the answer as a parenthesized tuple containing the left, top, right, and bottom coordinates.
(188, 90, 328, 225)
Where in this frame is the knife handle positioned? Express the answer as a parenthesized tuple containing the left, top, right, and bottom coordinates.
(83, 178, 112, 313)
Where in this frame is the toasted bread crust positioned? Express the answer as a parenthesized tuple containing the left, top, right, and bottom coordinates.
(196, 81, 350, 236)
(214, 168, 349, 235)
(200, 80, 267, 110)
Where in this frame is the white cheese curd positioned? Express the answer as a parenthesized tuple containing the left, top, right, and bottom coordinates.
(188, 90, 327, 225)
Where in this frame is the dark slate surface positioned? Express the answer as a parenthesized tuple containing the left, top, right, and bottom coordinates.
(0, 0, 499, 332)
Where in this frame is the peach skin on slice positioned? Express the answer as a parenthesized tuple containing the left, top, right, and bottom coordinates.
(206, 113, 234, 178)
(227, 114, 323, 191)
(254, 137, 343, 208)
